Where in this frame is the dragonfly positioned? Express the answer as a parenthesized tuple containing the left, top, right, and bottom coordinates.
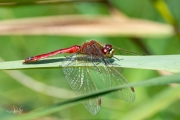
(23, 40, 135, 115)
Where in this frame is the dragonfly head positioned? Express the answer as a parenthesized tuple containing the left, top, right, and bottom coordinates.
(102, 44, 114, 58)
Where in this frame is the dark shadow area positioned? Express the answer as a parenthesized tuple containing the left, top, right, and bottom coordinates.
(108, 58, 115, 63)
(23, 58, 65, 64)
(23, 57, 116, 65)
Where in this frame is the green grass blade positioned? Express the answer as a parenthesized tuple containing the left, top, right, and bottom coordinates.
(121, 85, 180, 120)
(0, 55, 180, 73)
(152, 0, 176, 25)
(11, 73, 180, 120)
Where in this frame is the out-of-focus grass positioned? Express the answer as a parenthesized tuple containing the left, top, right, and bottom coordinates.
(10, 72, 180, 120)
(0, 0, 180, 120)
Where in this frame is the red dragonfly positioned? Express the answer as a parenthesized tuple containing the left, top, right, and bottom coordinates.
(23, 40, 135, 115)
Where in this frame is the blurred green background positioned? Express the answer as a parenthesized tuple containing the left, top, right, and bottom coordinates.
(0, 0, 180, 120)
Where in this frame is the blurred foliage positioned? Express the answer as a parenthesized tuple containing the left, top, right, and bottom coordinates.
(0, 0, 180, 120)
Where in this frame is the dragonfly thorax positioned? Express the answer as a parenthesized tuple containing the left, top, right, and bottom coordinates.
(102, 44, 114, 58)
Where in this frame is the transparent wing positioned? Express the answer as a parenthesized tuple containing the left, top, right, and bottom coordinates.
(88, 57, 135, 103)
(104, 64, 135, 102)
(113, 46, 143, 56)
(90, 43, 135, 103)
(62, 54, 101, 115)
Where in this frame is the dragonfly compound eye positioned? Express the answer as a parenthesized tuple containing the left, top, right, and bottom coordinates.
(102, 44, 114, 58)
(102, 48, 114, 58)
(102, 48, 108, 54)
(105, 44, 112, 49)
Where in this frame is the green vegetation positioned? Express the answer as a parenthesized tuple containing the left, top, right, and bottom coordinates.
(0, 0, 180, 120)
